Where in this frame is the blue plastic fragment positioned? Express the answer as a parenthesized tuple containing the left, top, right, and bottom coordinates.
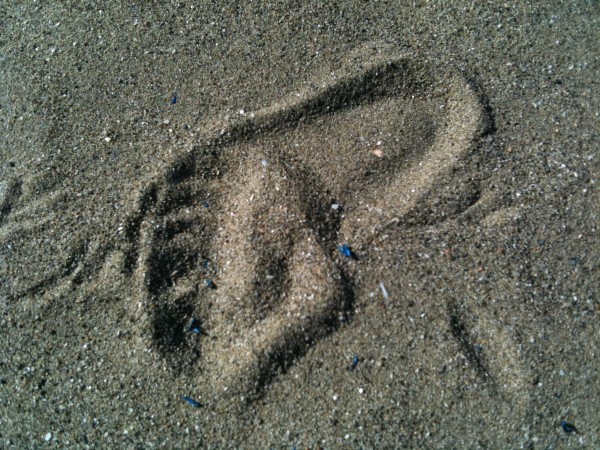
(171, 93, 178, 104)
(560, 421, 578, 433)
(187, 318, 202, 335)
(202, 200, 210, 208)
(349, 355, 359, 371)
(204, 279, 215, 289)
(182, 395, 201, 408)
(338, 243, 353, 258)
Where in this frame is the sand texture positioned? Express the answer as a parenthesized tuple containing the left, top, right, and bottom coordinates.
(1, 1, 598, 448)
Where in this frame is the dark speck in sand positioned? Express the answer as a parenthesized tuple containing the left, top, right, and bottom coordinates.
(560, 421, 578, 434)
(187, 318, 202, 335)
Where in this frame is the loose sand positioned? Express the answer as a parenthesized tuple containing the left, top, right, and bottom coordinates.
(1, 2, 598, 448)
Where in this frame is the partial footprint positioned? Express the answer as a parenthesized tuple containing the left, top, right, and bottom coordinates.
(0, 176, 80, 299)
(0, 179, 113, 301)
(0, 177, 22, 225)
(130, 42, 490, 400)
(447, 299, 531, 410)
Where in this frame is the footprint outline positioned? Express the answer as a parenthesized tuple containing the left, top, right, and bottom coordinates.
(127, 44, 491, 400)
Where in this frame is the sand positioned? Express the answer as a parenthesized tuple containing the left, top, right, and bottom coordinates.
(1, 1, 598, 448)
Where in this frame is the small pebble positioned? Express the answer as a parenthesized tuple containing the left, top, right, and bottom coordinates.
(182, 396, 202, 408)
(561, 421, 578, 433)
(338, 243, 353, 258)
(44, 432, 52, 442)
(187, 318, 202, 334)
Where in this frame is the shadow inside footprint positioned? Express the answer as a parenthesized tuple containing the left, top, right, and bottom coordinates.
(131, 42, 489, 400)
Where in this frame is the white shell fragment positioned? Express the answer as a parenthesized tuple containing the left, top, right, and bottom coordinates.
(379, 282, 389, 300)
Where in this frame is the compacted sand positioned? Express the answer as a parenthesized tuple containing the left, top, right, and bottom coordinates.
(1, 2, 598, 448)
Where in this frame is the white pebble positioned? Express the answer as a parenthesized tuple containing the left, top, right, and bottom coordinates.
(331, 203, 339, 210)
(44, 433, 52, 442)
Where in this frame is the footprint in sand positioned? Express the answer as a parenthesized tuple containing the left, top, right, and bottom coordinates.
(125, 43, 491, 399)
(0, 42, 494, 401)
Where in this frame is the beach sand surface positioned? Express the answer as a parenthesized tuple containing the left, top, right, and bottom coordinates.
(1, 1, 598, 448)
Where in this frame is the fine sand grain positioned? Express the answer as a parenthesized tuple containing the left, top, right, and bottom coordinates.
(1, 2, 598, 448)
